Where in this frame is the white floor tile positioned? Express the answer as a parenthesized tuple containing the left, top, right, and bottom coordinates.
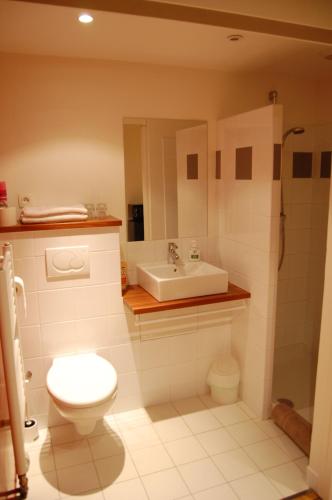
(141, 468, 190, 500)
(154, 416, 192, 442)
(94, 452, 138, 486)
(165, 436, 207, 465)
(230, 472, 280, 500)
(53, 439, 92, 470)
(226, 421, 268, 446)
(60, 491, 104, 499)
(182, 410, 221, 434)
(26, 427, 51, 450)
(294, 456, 309, 474)
(178, 457, 225, 493)
(244, 439, 290, 470)
(212, 448, 258, 481)
(273, 435, 304, 460)
(28, 471, 60, 500)
(199, 394, 221, 409)
(196, 428, 239, 456)
(236, 401, 258, 419)
(121, 424, 161, 451)
(57, 463, 100, 496)
(89, 415, 119, 437)
(147, 402, 179, 421)
(114, 408, 152, 431)
(130, 444, 174, 475)
(173, 397, 206, 415)
(254, 419, 284, 438)
(50, 424, 82, 445)
(88, 431, 125, 460)
(264, 462, 308, 497)
(211, 404, 250, 426)
(27, 444, 55, 476)
(103, 477, 149, 500)
(193, 483, 239, 500)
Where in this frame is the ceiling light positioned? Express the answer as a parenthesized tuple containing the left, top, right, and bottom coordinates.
(227, 34, 244, 42)
(78, 13, 94, 24)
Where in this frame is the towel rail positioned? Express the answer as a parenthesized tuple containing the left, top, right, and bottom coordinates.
(0, 243, 28, 498)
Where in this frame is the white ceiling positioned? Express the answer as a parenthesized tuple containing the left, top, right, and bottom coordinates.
(0, 0, 332, 78)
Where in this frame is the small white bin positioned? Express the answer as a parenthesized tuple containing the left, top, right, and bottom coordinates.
(207, 355, 240, 405)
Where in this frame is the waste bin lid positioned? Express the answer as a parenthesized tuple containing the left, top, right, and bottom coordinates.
(210, 355, 239, 376)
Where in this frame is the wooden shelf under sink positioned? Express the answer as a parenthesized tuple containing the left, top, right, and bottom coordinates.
(123, 283, 250, 315)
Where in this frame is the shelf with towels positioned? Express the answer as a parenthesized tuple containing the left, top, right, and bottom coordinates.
(0, 215, 122, 233)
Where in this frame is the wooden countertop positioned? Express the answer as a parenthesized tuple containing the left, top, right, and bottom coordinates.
(123, 283, 250, 314)
(0, 215, 122, 233)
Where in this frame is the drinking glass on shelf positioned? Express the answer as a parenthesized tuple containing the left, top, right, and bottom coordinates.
(96, 203, 107, 218)
(85, 203, 95, 218)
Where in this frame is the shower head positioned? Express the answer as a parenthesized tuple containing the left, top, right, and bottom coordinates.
(282, 127, 305, 145)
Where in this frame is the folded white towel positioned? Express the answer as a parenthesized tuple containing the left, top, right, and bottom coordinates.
(22, 204, 88, 218)
(21, 214, 88, 224)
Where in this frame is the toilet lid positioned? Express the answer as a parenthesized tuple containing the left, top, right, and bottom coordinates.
(47, 353, 117, 408)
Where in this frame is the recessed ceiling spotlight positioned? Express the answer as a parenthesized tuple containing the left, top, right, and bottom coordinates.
(227, 34, 244, 42)
(78, 13, 94, 24)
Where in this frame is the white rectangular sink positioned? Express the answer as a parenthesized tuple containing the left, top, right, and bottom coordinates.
(137, 261, 228, 301)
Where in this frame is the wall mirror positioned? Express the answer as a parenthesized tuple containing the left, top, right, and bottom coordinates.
(123, 118, 208, 241)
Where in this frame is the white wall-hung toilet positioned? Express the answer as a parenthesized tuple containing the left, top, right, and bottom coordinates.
(47, 353, 117, 435)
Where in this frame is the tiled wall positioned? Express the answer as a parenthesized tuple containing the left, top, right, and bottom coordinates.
(276, 128, 330, 354)
(274, 125, 331, 405)
(1, 228, 239, 429)
(215, 105, 283, 418)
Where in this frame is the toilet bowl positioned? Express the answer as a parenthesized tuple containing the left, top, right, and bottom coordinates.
(47, 353, 117, 435)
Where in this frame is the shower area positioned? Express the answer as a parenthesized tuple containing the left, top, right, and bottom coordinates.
(272, 122, 332, 426)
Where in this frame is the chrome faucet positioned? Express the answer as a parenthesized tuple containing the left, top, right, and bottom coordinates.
(168, 242, 179, 265)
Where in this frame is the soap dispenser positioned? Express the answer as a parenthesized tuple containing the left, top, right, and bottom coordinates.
(189, 240, 200, 262)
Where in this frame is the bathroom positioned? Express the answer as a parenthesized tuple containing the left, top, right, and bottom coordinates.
(0, 1, 332, 499)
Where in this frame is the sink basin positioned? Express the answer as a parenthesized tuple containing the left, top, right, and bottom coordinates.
(137, 261, 228, 301)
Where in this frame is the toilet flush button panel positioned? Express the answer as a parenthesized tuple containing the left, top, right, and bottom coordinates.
(46, 246, 90, 279)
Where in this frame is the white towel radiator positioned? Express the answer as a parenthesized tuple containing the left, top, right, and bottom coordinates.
(0, 243, 28, 499)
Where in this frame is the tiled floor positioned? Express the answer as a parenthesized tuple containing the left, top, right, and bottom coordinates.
(25, 397, 309, 500)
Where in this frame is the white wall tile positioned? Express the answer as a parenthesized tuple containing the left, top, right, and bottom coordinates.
(74, 284, 120, 319)
(24, 357, 46, 389)
(98, 343, 139, 374)
(139, 338, 170, 370)
(38, 289, 77, 324)
(41, 321, 78, 355)
(20, 325, 42, 358)
(14, 257, 37, 291)
(18, 292, 40, 326)
(169, 361, 197, 401)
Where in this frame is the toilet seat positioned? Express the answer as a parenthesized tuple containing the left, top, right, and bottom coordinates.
(47, 353, 117, 409)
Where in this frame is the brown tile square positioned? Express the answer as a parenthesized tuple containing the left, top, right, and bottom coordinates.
(187, 153, 198, 179)
(236, 147, 252, 180)
(216, 150, 221, 179)
(273, 144, 282, 180)
(320, 151, 331, 178)
(293, 152, 312, 178)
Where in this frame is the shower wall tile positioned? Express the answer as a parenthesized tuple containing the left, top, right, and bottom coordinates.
(216, 150, 221, 179)
(320, 151, 331, 178)
(236, 147, 252, 180)
(292, 152, 312, 178)
(273, 144, 282, 180)
(186, 153, 199, 179)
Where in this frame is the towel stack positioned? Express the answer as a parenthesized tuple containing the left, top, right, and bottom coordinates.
(20, 204, 88, 224)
